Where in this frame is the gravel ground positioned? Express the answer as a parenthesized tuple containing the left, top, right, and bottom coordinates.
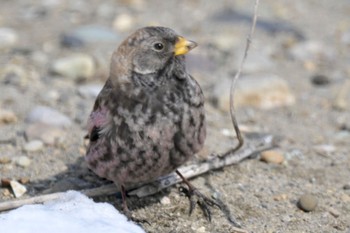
(0, 1, 350, 232)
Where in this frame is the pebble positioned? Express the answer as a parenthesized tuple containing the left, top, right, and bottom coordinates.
(213, 74, 295, 111)
(195, 226, 206, 233)
(40, 89, 60, 102)
(0, 27, 18, 50)
(2, 189, 11, 197)
(113, 13, 135, 32)
(60, 35, 85, 48)
(61, 25, 119, 46)
(273, 194, 288, 201)
(77, 84, 103, 98)
(343, 184, 350, 190)
(31, 51, 49, 66)
(260, 150, 284, 164)
(160, 196, 171, 205)
(26, 106, 72, 128)
(298, 194, 318, 212)
(0, 156, 11, 164)
(15, 156, 31, 168)
(334, 131, 350, 144)
(311, 74, 330, 86)
(333, 79, 350, 111)
(0, 64, 28, 86)
(328, 207, 340, 218)
(1, 178, 11, 187)
(18, 177, 30, 184)
(313, 144, 336, 156)
(10, 180, 27, 198)
(50, 54, 96, 81)
(25, 123, 66, 145)
(0, 109, 18, 124)
(23, 140, 44, 152)
(212, 8, 304, 39)
(290, 40, 334, 62)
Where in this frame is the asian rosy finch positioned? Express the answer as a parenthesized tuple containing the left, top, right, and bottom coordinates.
(86, 26, 219, 221)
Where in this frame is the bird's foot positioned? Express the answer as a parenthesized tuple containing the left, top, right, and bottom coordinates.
(176, 170, 222, 221)
(179, 185, 222, 221)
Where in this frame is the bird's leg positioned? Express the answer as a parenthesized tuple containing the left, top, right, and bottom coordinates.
(119, 185, 150, 225)
(120, 185, 131, 216)
(176, 170, 222, 221)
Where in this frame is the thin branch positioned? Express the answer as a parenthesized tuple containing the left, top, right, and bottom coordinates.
(225, 0, 260, 156)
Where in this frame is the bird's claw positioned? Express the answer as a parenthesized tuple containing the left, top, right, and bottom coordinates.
(179, 186, 222, 221)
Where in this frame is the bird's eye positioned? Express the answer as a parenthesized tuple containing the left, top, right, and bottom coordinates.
(153, 42, 164, 51)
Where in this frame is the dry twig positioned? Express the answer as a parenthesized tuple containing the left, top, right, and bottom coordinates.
(224, 0, 260, 156)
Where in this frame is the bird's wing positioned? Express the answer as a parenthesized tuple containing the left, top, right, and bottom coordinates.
(86, 80, 114, 142)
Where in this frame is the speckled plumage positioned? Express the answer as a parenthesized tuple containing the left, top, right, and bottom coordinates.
(85, 27, 206, 187)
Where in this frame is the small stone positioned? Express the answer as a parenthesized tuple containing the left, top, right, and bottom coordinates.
(23, 140, 44, 152)
(25, 123, 66, 145)
(60, 35, 85, 48)
(0, 157, 11, 164)
(0, 109, 18, 124)
(341, 194, 350, 202)
(298, 194, 318, 212)
(311, 74, 330, 86)
(61, 25, 119, 45)
(332, 80, 350, 111)
(196, 226, 206, 233)
(18, 177, 30, 184)
(50, 54, 95, 81)
(313, 144, 336, 156)
(40, 89, 60, 102)
(221, 128, 235, 137)
(0, 64, 28, 86)
(334, 131, 350, 144)
(10, 180, 27, 198)
(260, 150, 284, 164)
(273, 194, 288, 201)
(213, 74, 295, 111)
(290, 40, 335, 62)
(0, 28, 18, 50)
(328, 207, 340, 218)
(160, 196, 171, 205)
(31, 51, 49, 66)
(2, 188, 11, 197)
(77, 84, 103, 98)
(113, 14, 134, 32)
(26, 106, 72, 128)
(1, 178, 11, 187)
(15, 156, 31, 168)
(343, 184, 350, 190)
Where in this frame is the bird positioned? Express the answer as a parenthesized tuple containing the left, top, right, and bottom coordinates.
(85, 26, 219, 221)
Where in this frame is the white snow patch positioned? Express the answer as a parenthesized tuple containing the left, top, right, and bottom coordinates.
(0, 191, 145, 233)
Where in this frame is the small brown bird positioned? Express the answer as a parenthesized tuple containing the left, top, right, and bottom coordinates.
(86, 26, 218, 220)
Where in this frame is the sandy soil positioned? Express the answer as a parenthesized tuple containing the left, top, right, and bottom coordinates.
(0, 1, 349, 232)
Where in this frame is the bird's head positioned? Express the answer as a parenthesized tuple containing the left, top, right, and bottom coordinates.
(110, 26, 197, 83)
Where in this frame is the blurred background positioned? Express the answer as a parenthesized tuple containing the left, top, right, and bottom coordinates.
(0, 0, 349, 232)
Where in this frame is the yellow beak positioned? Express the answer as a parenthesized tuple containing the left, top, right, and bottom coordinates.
(174, 36, 197, 56)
